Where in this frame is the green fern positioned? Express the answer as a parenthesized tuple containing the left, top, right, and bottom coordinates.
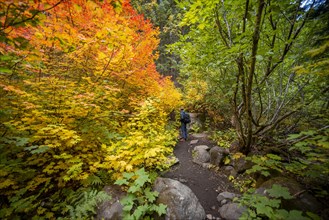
(66, 188, 111, 219)
(83, 174, 104, 186)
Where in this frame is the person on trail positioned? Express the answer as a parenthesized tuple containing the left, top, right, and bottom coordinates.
(180, 108, 191, 141)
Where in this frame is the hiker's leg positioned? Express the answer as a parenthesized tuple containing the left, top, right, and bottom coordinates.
(181, 123, 187, 140)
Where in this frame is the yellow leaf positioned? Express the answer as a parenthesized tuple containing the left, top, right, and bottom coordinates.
(0, 179, 15, 189)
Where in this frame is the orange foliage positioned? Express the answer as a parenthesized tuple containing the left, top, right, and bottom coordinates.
(0, 0, 181, 218)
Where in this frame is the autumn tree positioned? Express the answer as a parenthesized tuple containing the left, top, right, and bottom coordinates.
(0, 0, 181, 218)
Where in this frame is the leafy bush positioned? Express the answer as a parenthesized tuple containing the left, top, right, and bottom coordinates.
(245, 154, 284, 177)
(115, 168, 167, 220)
(286, 129, 329, 197)
(0, 1, 181, 218)
(210, 129, 237, 148)
(238, 184, 319, 220)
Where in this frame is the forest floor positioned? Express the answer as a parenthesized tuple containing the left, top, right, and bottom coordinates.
(162, 133, 237, 218)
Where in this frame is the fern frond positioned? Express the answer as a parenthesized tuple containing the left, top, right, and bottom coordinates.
(67, 188, 111, 219)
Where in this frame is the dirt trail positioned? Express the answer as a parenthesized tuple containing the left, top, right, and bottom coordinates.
(162, 134, 236, 218)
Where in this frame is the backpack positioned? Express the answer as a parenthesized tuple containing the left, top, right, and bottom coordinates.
(183, 112, 191, 123)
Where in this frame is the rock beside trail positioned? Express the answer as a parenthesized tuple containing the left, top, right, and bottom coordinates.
(95, 185, 125, 220)
(192, 133, 208, 139)
(256, 177, 324, 214)
(165, 155, 179, 167)
(209, 146, 229, 166)
(194, 145, 210, 151)
(221, 165, 237, 178)
(154, 177, 206, 220)
(217, 192, 240, 205)
(232, 156, 252, 173)
(218, 203, 246, 220)
(193, 145, 210, 164)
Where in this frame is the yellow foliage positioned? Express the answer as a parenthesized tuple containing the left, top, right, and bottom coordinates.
(232, 152, 245, 160)
(0, 179, 15, 189)
(0, 0, 182, 218)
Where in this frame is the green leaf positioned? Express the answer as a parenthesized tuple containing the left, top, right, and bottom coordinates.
(154, 203, 167, 216)
(256, 55, 263, 61)
(133, 205, 148, 219)
(128, 185, 141, 193)
(123, 172, 135, 180)
(121, 194, 136, 208)
(267, 154, 282, 161)
(15, 137, 29, 146)
(287, 133, 303, 140)
(267, 184, 293, 199)
(114, 179, 129, 186)
(144, 188, 158, 202)
(0, 67, 12, 74)
(306, 211, 321, 220)
(256, 204, 273, 216)
(134, 169, 150, 187)
(287, 210, 310, 220)
(274, 209, 289, 219)
(24, 145, 49, 154)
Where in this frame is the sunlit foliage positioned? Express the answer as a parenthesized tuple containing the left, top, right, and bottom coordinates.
(0, 0, 181, 218)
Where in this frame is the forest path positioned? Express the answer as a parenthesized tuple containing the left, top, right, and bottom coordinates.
(162, 133, 236, 218)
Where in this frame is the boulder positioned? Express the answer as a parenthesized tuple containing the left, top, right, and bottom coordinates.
(229, 140, 240, 153)
(219, 203, 246, 220)
(222, 166, 237, 178)
(95, 185, 125, 220)
(193, 146, 210, 164)
(256, 177, 324, 214)
(165, 156, 179, 167)
(194, 145, 210, 151)
(209, 146, 229, 166)
(233, 157, 252, 173)
(217, 192, 239, 204)
(154, 177, 206, 220)
(192, 133, 208, 139)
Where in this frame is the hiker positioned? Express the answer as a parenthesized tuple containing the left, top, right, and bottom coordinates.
(180, 108, 191, 141)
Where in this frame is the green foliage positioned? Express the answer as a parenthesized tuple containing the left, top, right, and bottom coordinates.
(210, 129, 237, 148)
(246, 154, 284, 177)
(286, 129, 329, 191)
(189, 122, 201, 133)
(229, 174, 256, 193)
(131, 0, 184, 77)
(171, 0, 329, 155)
(238, 185, 317, 220)
(66, 188, 111, 219)
(115, 168, 167, 220)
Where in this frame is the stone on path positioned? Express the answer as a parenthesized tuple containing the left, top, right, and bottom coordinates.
(154, 177, 206, 220)
(193, 146, 210, 164)
(192, 133, 208, 138)
(217, 192, 239, 203)
(194, 145, 210, 151)
(190, 139, 199, 145)
(165, 156, 179, 167)
(209, 146, 229, 166)
(218, 203, 246, 220)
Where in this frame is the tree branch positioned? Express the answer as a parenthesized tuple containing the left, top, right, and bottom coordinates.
(1, 0, 65, 31)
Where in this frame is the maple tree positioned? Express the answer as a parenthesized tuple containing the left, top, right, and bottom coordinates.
(0, 0, 181, 218)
